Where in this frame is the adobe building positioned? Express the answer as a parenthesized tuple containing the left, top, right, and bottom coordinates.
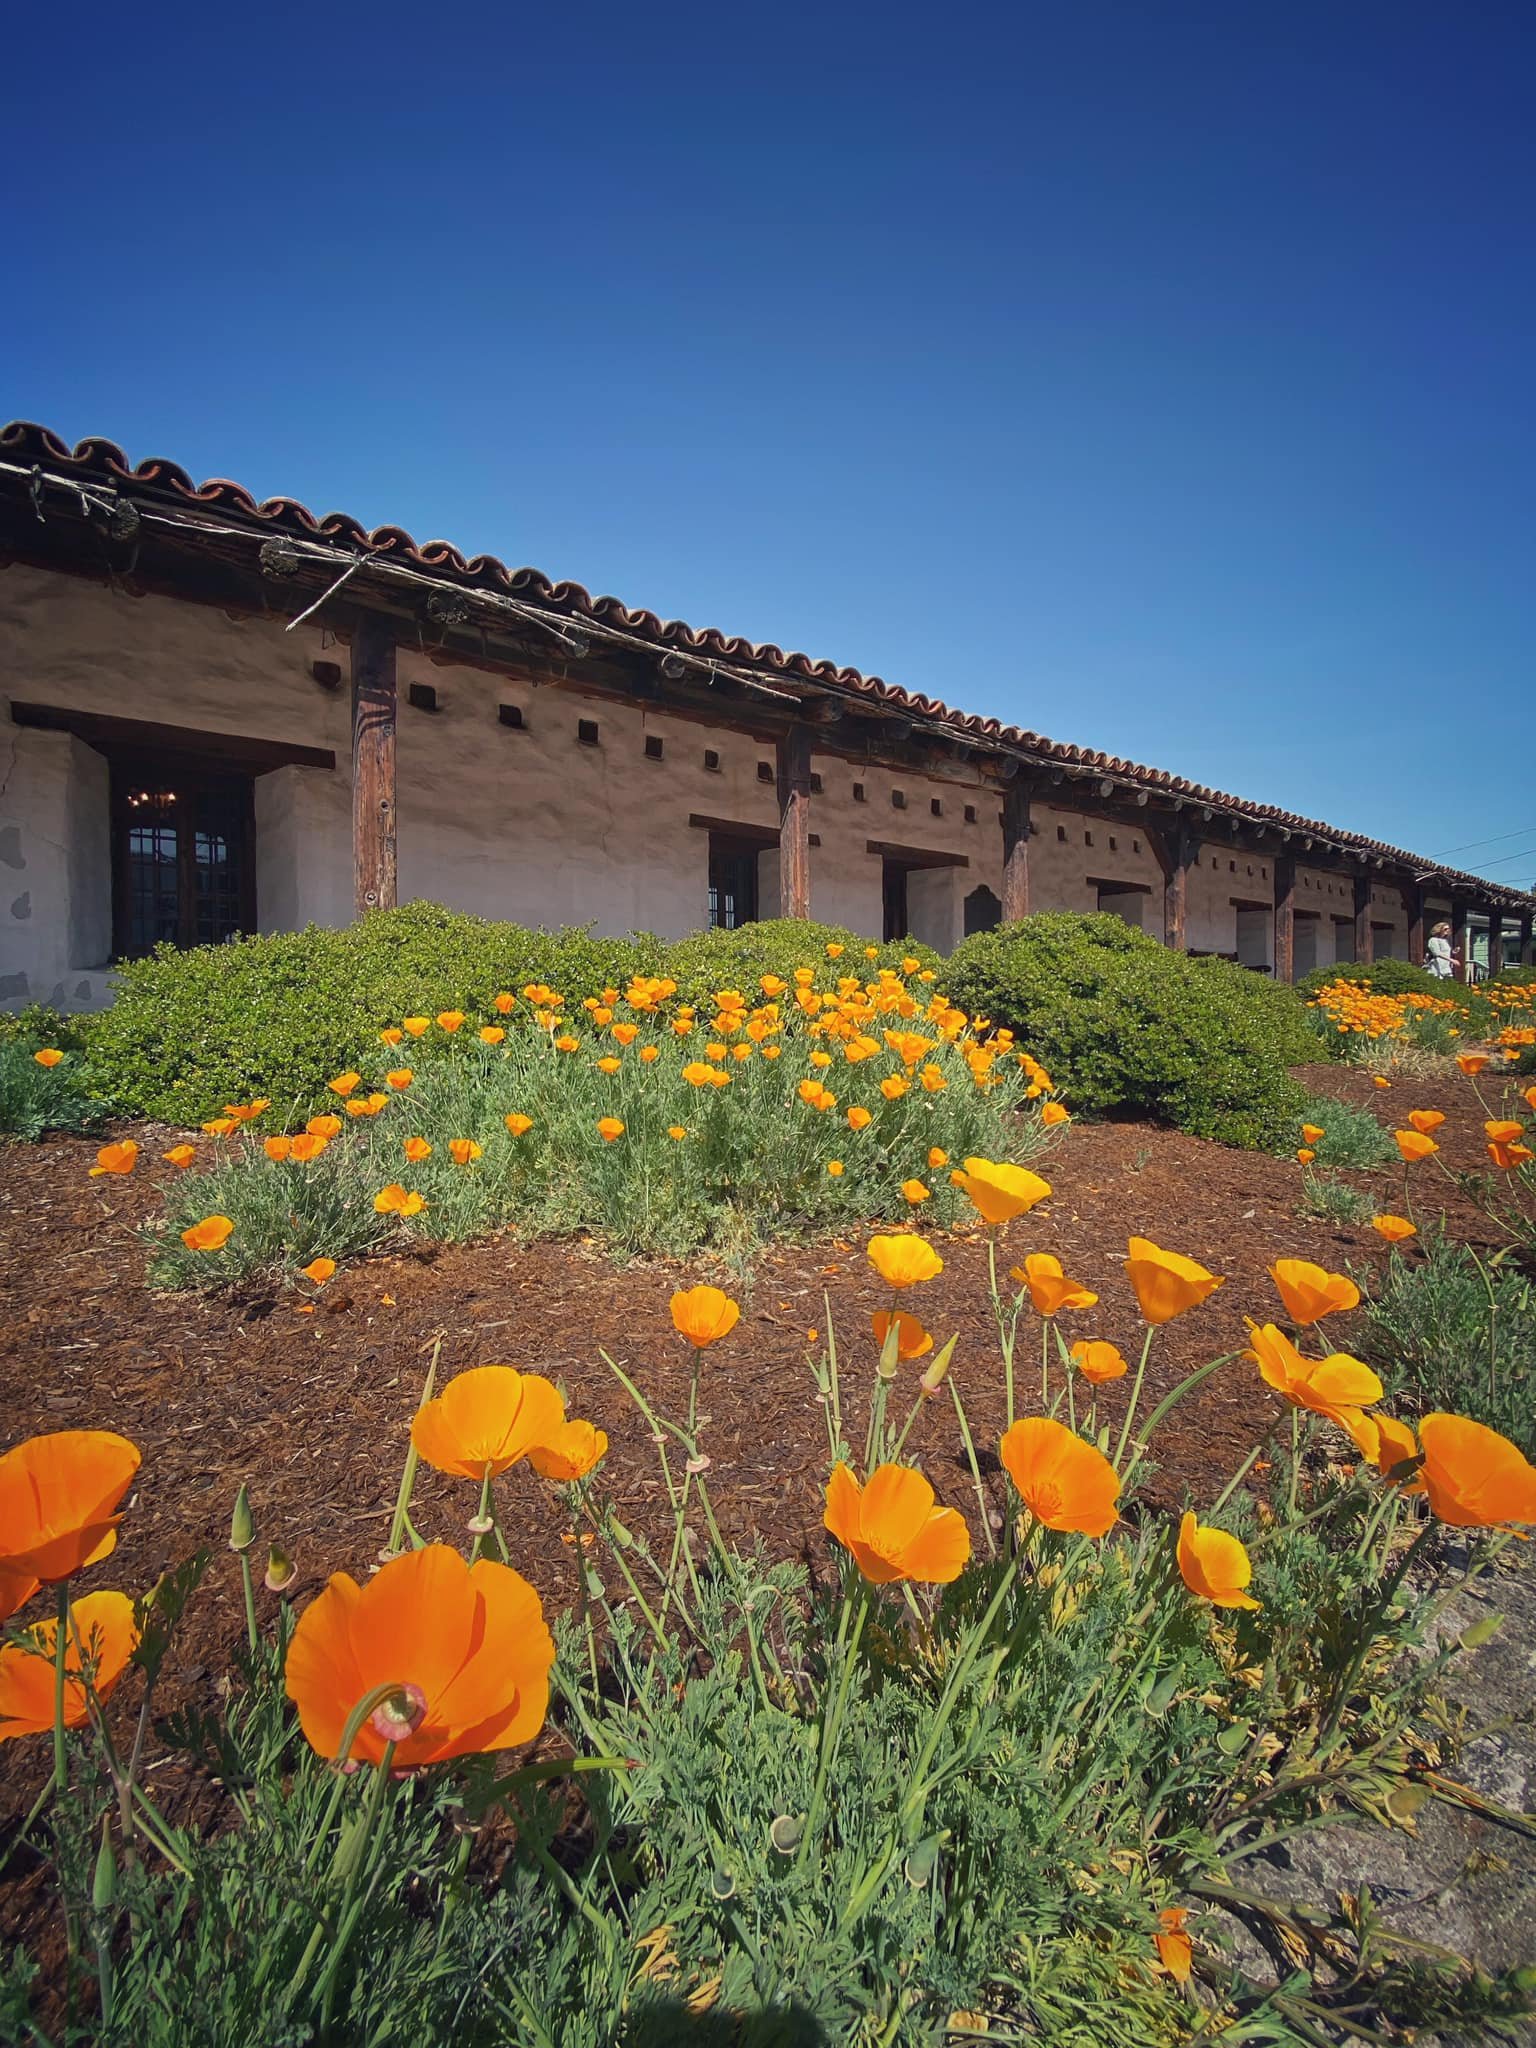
(1, 421, 1530, 1013)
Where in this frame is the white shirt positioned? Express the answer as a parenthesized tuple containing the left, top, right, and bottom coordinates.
(1426, 935, 1453, 978)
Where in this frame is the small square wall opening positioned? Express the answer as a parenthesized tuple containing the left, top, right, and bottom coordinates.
(498, 703, 525, 730)
(704, 749, 721, 772)
(757, 761, 774, 783)
(407, 682, 439, 714)
(577, 718, 600, 747)
(964, 803, 977, 824)
(853, 781, 866, 803)
(1057, 825, 1067, 841)
(809, 771, 823, 794)
(644, 734, 664, 760)
(930, 797, 943, 817)
(891, 789, 907, 811)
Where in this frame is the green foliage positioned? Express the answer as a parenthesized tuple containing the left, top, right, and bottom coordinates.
(1294, 1093, 1396, 1169)
(1356, 1233, 1536, 1457)
(0, 1041, 107, 1138)
(1297, 1171, 1370, 1225)
(945, 914, 1316, 1149)
(1296, 959, 1447, 1003)
(82, 906, 952, 1126)
(0, 1000, 87, 1050)
(147, 996, 1052, 1284)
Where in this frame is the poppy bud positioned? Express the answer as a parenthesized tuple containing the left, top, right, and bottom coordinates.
(92, 1817, 117, 1914)
(264, 1544, 296, 1594)
(607, 1517, 635, 1550)
(919, 1335, 959, 1396)
(229, 1483, 255, 1554)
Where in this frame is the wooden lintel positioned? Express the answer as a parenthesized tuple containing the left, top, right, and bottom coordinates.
(687, 813, 778, 847)
(9, 700, 336, 773)
(865, 840, 970, 871)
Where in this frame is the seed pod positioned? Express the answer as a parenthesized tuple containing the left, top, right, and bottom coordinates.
(229, 1483, 255, 1554)
(768, 1815, 804, 1856)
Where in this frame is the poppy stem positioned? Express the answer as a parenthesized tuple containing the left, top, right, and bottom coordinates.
(1112, 1326, 1157, 1471)
(1288, 1409, 1302, 1517)
(316, 1741, 397, 2027)
(238, 1546, 259, 1657)
(948, 1379, 996, 1558)
(796, 1581, 870, 1876)
(468, 1466, 494, 1567)
(52, 1581, 70, 1795)
(1040, 1316, 1050, 1410)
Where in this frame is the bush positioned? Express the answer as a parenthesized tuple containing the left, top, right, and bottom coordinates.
(1355, 1233, 1536, 1457)
(944, 914, 1316, 1149)
(1294, 1093, 1396, 1169)
(663, 917, 943, 1005)
(147, 962, 1054, 1283)
(1296, 958, 1446, 1003)
(83, 906, 955, 1126)
(1296, 1171, 1370, 1225)
(0, 1041, 106, 1139)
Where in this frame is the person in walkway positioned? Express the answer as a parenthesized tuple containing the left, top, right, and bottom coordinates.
(1426, 921, 1454, 978)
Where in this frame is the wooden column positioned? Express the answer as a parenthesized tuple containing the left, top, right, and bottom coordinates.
(350, 613, 398, 918)
(1353, 873, 1374, 965)
(1406, 884, 1426, 967)
(1147, 822, 1199, 951)
(1520, 915, 1533, 969)
(775, 724, 813, 919)
(1272, 854, 1296, 984)
(1486, 912, 1504, 980)
(1001, 779, 1032, 924)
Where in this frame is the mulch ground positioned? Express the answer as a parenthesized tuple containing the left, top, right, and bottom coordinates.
(0, 1058, 1527, 1850)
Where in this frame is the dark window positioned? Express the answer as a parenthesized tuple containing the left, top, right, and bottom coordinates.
(1108, 836, 1118, 851)
(882, 860, 909, 942)
(704, 749, 721, 772)
(891, 789, 907, 810)
(644, 734, 664, 759)
(408, 682, 438, 714)
(853, 782, 866, 803)
(930, 798, 943, 817)
(1057, 825, 1067, 842)
(498, 703, 525, 730)
(1084, 831, 1094, 847)
(578, 719, 600, 746)
(964, 803, 977, 824)
(757, 761, 774, 783)
(708, 838, 759, 929)
(964, 885, 1002, 935)
(113, 767, 254, 958)
(810, 772, 823, 795)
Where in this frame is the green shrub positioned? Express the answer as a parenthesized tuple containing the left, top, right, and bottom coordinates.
(944, 914, 1316, 1149)
(83, 906, 953, 1127)
(1355, 1233, 1536, 1457)
(0, 1000, 88, 1051)
(0, 1041, 107, 1138)
(1296, 1171, 1370, 1225)
(1295, 958, 1445, 1003)
(1293, 1093, 1396, 1169)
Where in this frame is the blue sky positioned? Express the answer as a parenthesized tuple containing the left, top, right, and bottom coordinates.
(8, 1, 1534, 885)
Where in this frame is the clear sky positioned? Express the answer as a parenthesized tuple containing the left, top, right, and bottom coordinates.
(7, 1, 1534, 886)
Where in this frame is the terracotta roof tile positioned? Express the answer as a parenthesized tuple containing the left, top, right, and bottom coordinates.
(2, 420, 1530, 912)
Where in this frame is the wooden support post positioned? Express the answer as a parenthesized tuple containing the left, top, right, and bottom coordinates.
(776, 724, 813, 920)
(1486, 912, 1504, 980)
(350, 613, 398, 918)
(1272, 855, 1295, 984)
(1406, 884, 1426, 967)
(1520, 915, 1533, 969)
(1146, 822, 1199, 951)
(1001, 779, 1032, 923)
(1353, 873, 1374, 965)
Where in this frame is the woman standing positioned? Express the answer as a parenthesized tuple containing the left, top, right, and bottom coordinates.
(1426, 921, 1454, 978)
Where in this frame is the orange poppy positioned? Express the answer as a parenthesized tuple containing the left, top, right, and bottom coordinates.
(870, 1310, 934, 1360)
(1407, 1109, 1445, 1135)
(302, 1257, 336, 1286)
(847, 1107, 873, 1132)
(1371, 1074, 1392, 1089)
(202, 1118, 237, 1138)
(1246, 1322, 1382, 1423)
(827, 1159, 845, 1176)
(479, 1027, 506, 1047)
(437, 1012, 465, 1034)
(668, 1125, 688, 1141)
(264, 1136, 293, 1163)
(1524, 1084, 1536, 1114)
(449, 1139, 484, 1165)
(181, 1215, 234, 1252)
(1124, 1238, 1223, 1324)
(1485, 1119, 1525, 1145)
(380, 1027, 405, 1047)
(162, 1144, 196, 1169)
(1455, 1053, 1488, 1076)
(374, 1184, 426, 1216)
(33, 1048, 64, 1068)
(493, 992, 516, 1014)
(387, 1069, 414, 1090)
(1301, 1124, 1326, 1144)
(411, 1365, 566, 1479)
(504, 1113, 534, 1137)
(527, 1420, 609, 1483)
(284, 1544, 554, 1767)
(306, 1114, 343, 1139)
(1177, 1511, 1259, 1610)
(1295, 1148, 1315, 1164)
(327, 1072, 361, 1097)
(403, 1136, 433, 1162)
(1417, 1414, 1536, 1530)
(402, 1016, 430, 1038)
(1371, 1215, 1417, 1243)
(1489, 1137, 1534, 1169)
(1039, 1102, 1070, 1127)
(823, 1463, 970, 1584)
(346, 1093, 390, 1118)
(953, 1158, 1052, 1225)
(596, 1117, 625, 1143)
(1154, 1908, 1193, 1983)
(0, 1430, 141, 1621)
(901, 1179, 931, 1206)
(1394, 1130, 1438, 1162)
(867, 1234, 944, 1287)
(1069, 1338, 1129, 1385)
(595, 1056, 622, 1075)
(1268, 1258, 1360, 1325)
(289, 1133, 330, 1163)
(927, 1147, 949, 1170)
(879, 1076, 909, 1101)
(999, 1417, 1120, 1536)
(670, 1285, 741, 1347)
(0, 1590, 138, 1742)
(1012, 1253, 1098, 1316)
(1342, 1408, 1422, 1486)
(89, 1140, 138, 1177)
